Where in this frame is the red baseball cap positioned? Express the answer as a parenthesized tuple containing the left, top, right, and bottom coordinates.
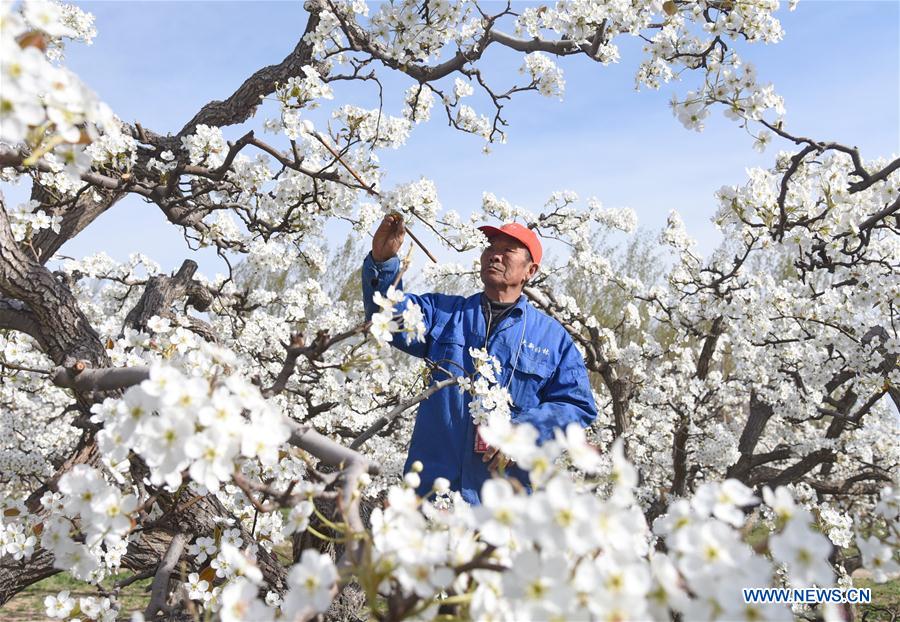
(478, 222, 542, 264)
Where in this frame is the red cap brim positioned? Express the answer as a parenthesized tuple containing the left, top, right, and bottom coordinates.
(477, 225, 541, 264)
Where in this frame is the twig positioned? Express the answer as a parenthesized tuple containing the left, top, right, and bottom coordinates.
(391, 244, 414, 288)
(350, 377, 460, 449)
(0, 360, 51, 375)
(115, 567, 156, 590)
(402, 226, 439, 264)
(312, 131, 377, 194)
(313, 132, 440, 263)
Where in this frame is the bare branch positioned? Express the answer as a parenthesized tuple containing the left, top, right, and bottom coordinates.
(350, 377, 460, 449)
(177, 12, 322, 136)
(144, 532, 187, 619)
(51, 363, 150, 393)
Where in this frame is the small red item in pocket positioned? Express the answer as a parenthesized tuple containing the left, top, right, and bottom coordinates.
(474, 426, 493, 454)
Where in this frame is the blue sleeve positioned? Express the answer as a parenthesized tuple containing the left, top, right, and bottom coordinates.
(513, 340, 597, 444)
(361, 251, 438, 358)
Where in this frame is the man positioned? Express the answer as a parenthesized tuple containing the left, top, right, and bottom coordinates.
(361, 214, 597, 504)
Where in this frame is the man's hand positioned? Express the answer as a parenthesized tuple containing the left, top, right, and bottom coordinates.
(482, 446, 512, 473)
(372, 213, 405, 262)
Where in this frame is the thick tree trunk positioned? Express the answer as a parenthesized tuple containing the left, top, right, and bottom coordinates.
(0, 9, 325, 606)
(726, 392, 775, 482)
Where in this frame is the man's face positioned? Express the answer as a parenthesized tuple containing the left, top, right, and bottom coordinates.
(479, 233, 537, 291)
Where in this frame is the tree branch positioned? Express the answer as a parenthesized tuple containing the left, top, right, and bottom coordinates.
(286, 421, 377, 563)
(51, 363, 151, 393)
(750, 449, 834, 488)
(727, 392, 775, 482)
(177, 12, 322, 136)
(28, 180, 125, 264)
(322, 0, 598, 86)
(350, 377, 460, 450)
(144, 532, 187, 619)
(0, 146, 146, 196)
(0, 297, 47, 349)
(122, 259, 215, 340)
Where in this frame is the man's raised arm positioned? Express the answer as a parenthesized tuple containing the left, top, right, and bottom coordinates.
(362, 213, 406, 320)
(361, 214, 444, 358)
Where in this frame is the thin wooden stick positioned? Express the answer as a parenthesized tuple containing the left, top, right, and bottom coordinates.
(313, 131, 439, 263)
(312, 131, 378, 194)
(403, 227, 438, 263)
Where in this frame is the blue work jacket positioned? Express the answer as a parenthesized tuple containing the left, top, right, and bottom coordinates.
(362, 252, 597, 504)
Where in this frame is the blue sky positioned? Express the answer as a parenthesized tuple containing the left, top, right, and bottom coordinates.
(4, 1, 898, 278)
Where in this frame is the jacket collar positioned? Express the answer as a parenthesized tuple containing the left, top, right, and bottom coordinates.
(477, 292, 528, 317)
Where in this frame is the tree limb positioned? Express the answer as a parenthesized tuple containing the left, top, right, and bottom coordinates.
(177, 12, 322, 136)
(0, 195, 109, 367)
(122, 259, 215, 340)
(51, 363, 151, 393)
(350, 377, 460, 450)
(144, 532, 187, 619)
(0, 297, 47, 349)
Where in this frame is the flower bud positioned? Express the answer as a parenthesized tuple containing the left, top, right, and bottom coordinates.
(410, 460, 424, 473)
(404, 472, 421, 489)
(433, 477, 450, 495)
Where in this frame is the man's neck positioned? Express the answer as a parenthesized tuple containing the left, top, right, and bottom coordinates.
(482, 287, 522, 303)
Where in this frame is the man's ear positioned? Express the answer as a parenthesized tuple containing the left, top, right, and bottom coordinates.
(525, 263, 539, 283)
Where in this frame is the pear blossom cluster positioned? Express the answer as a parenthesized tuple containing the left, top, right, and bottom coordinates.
(5, 196, 61, 241)
(275, 66, 334, 110)
(369, 285, 427, 346)
(364, 0, 475, 65)
(44, 591, 116, 622)
(333, 105, 412, 149)
(181, 123, 228, 169)
(89, 364, 290, 493)
(466, 347, 513, 427)
(403, 84, 435, 124)
(520, 52, 566, 99)
(0, 1, 114, 173)
(378, 178, 442, 222)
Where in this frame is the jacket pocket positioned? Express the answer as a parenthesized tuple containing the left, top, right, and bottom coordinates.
(510, 350, 552, 410)
(430, 333, 466, 380)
